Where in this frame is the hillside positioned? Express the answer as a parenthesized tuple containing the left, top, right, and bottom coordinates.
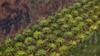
(0, 0, 78, 42)
(0, 0, 100, 56)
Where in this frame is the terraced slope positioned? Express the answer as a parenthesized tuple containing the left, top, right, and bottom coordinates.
(0, 0, 100, 56)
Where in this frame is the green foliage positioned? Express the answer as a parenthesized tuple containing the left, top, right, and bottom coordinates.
(24, 37, 33, 45)
(33, 31, 43, 40)
(39, 19, 49, 26)
(36, 49, 46, 56)
(16, 51, 26, 56)
(5, 38, 13, 47)
(0, 0, 100, 56)
(48, 43, 56, 51)
(50, 52, 60, 56)
(15, 34, 24, 42)
(27, 45, 36, 53)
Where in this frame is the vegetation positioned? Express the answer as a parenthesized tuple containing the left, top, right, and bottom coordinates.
(0, 0, 100, 56)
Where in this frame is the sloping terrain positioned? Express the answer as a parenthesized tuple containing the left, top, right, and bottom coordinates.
(0, 0, 78, 42)
(0, 0, 30, 40)
(0, 0, 100, 56)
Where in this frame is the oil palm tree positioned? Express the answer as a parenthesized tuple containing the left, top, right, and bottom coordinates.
(81, 13, 88, 19)
(46, 34, 55, 42)
(5, 47, 14, 56)
(57, 18, 66, 25)
(33, 31, 43, 40)
(50, 52, 60, 56)
(5, 38, 13, 47)
(48, 43, 56, 51)
(53, 30, 62, 36)
(58, 45, 68, 54)
(27, 45, 36, 53)
(78, 22, 87, 31)
(93, 5, 99, 12)
(42, 27, 51, 34)
(48, 16, 56, 23)
(36, 39, 45, 47)
(50, 23, 58, 30)
(96, 21, 100, 25)
(22, 29, 32, 36)
(91, 15, 98, 21)
(61, 24, 69, 31)
(55, 38, 65, 46)
(69, 20, 78, 26)
(36, 49, 47, 56)
(71, 10, 79, 17)
(69, 40, 77, 46)
(77, 34, 87, 42)
(71, 27, 80, 34)
(15, 42, 23, 50)
(55, 13, 62, 19)
(24, 37, 33, 45)
(65, 14, 73, 20)
(85, 18, 93, 25)
(14, 34, 24, 42)
(63, 31, 74, 39)
(32, 24, 41, 31)
(90, 25, 98, 31)
(39, 19, 49, 26)
(75, 16, 83, 21)
(61, 8, 69, 16)
(74, 2, 81, 8)
(16, 50, 26, 56)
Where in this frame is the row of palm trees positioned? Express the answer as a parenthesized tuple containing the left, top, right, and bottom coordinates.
(0, 0, 100, 56)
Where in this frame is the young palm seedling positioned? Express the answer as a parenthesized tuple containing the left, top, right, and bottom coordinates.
(53, 30, 62, 36)
(24, 37, 33, 45)
(77, 33, 87, 42)
(55, 13, 62, 19)
(75, 16, 83, 21)
(71, 27, 80, 34)
(46, 34, 55, 42)
(32, 24, 41, 31)
(16, 50, 26, 56)
(47, 43, 56, 51)
(5, 38, 13, 47)
(85, 18, 93, 25)
(71, 10, 79, 17)
(58, 45, 68, 55)
(14, 34, 24, 42)
(78, 22, 87, 31)
(63, 31, 74, 39)
(69, 40, 77, 46)
(5, 47, 14, 56)
(33, 31, 43, 40)
(57, 18, 66, 25)
(27, 45, 36, 54)
(61, 24, 69, 31)
(48, 16, 56, 23)
(50, 23, 59, 30)
(50, 52, 60, 56)
(22, 29, 32, 37)
(91, 15, 98, 21)
(55, 38, 65, 46)
(36, 39, 45, 47)
(42, 27, 51, 34)
(39, 19, 49, 26)
(15, 42, 23, 50)
(36, 49, 47, 56)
